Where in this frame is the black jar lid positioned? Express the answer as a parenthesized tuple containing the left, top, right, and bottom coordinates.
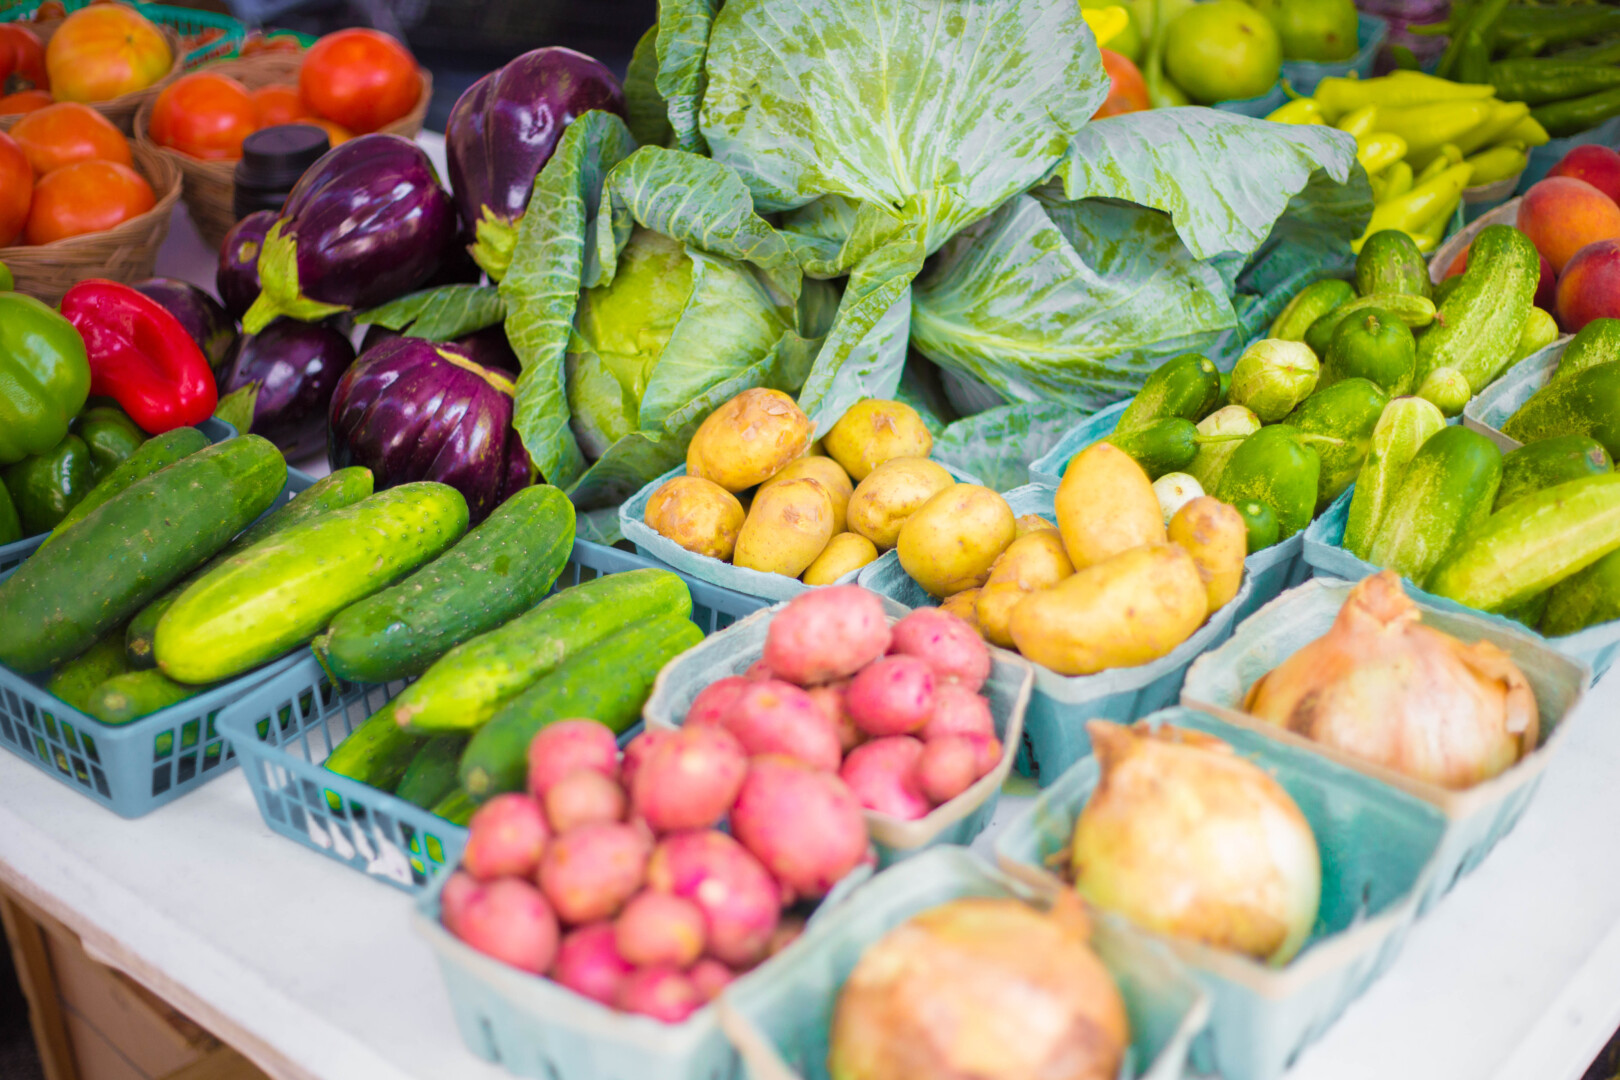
(235, 124, 331, 190)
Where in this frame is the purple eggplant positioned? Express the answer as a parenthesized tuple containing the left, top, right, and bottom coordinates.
(217, 210, 276, 322)
(242, 134, 457, 334)
(134, 278, 239, 371)
(328, 336, 532, 522)
(358, 322, 520, 374)
(446, 47, 625, 281)
(220, 319, 356, 460)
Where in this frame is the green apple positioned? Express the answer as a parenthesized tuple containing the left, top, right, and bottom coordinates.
(1164, 0, 1282, 104)
(1257, 0, 1360, 62)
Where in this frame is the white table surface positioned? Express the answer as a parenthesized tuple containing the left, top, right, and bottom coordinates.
(5, 132, 1620, 1080)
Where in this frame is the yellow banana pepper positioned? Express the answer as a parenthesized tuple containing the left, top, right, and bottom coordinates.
(1453, 100, 1531, 156)
(1081, 6, 1130, 49)
(1377, 101, 1495, 167)
(1314, 73, 1495, 121)
(1415, 144, 1464, 185)
(1337, 105, 1380, 138)
(1266, 97, 1326, 125)
(1357, 133, 1407, 176)
(1380, 160, 1414, 203)
(1355, 162, 1475, 250)
(1465, 145, 1529, 186)
(1503, 114, 1552, 148)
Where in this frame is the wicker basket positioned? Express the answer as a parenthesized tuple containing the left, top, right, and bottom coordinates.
(133, 51, 432, 253)
(0, 20, 184, 134)
(0, 141, 181, 303)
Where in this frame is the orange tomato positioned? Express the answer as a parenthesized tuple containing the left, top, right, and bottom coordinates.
(46, 5, 172, 104)
(251, 83, 308, 127)
(0, 131, 32, 247)
(0, 89, 52, 115)
(301, 116, 352, 147)
(25, 159, 153, 244)
(10, 102, 130, 175)
(299, 28, 419, 134)
(1093, 49, 1150, 120)
(149, 71, 257, 160)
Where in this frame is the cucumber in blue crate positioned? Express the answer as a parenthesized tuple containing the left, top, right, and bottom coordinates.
(45, 630, 131, 714)
(1494, 435, 1613, 513)
(394, 735, 468, 810)
(85, 670, 208, 726)
(42, 426, 211, 546)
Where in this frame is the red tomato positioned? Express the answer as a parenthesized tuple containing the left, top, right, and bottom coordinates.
(25, 158, 153, 244)
(10, 102, 130, 175)
(251, 83, 308, 127)
(0, 24, 47, 96)
(149, 71, 257, 160)
(0, 89, 52, 115)
(299, 28, 420, 134)
(46, 5, 172, 104)
(0, 131, 32, 247)
(1092, 49, 1150, 120)
(302, 116, 352, 147)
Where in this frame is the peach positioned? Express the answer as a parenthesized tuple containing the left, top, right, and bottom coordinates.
(1549, 144, 1620, 206)
(1517, 177, 1620, 273)
(1556, 239, 1620, 332)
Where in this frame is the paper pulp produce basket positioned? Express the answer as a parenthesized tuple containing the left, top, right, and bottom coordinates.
(859, 483, 1253, 785)
(1028, 401, 1313, 626)
(641, 598, 1032, 867)
(1212, 14, 1387, 118)
(1182, 577, 1589, 912)
(994, 706, 1447, 1080)
(715, 846, 1210, 1080)
(218, 540, 770, 894)
(1462, 336, 1568, 452)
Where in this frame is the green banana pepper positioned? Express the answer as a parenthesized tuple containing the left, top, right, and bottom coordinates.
(1, 434, 94, 536)
(72, 404, 146, 483)
(0, 293, 92, 466)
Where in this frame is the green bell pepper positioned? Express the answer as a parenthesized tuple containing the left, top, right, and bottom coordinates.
(2, 434, 94, 536)
(0, 293, 92, 466)
(72, 404, 146, 483)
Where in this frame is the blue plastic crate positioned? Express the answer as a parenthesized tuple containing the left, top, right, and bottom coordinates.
(1213, 15, 1387, 118)
(218, 539, 773, 893)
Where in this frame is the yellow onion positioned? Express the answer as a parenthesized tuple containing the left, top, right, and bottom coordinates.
(1244, 571, 1539, 789)
(828, 896, 1129, 1080)
(1072, 721, 1320, 966)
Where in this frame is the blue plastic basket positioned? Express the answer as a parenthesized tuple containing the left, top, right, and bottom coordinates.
(1213, 14, 1388, 118)
(716, 846, 1211, 1080)
(1182, 577, 1590, 914)
(995, 705, 1447, 1080)
(218, 539, 774, 893)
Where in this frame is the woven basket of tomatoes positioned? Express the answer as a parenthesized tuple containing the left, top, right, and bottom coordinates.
(133, 27, 430, 252)
(0, 4, 183, 133)
(0, 100, 181, 302)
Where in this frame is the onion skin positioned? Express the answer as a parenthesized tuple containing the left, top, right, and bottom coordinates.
(1071, 721, 1321, 967)
(1243, 570, 1539, 790)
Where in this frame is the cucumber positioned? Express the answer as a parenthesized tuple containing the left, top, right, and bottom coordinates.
(1503, 591, 1550, 630)
(0, 436, 286, 674)
(1270, 279, 1355, 342)
(42, 427, 211, 547)
(1116, 354, 1222, 431)
(314, 486, 576, 684)
(1186, 405, 1261, 492)
(431, 787, 478, 826)
(461, 616, 704, 800)
(395, 736, 468, 809)
(1103, 418, 1198, 479)
(1304, 293, 1437, 359)
(155, 483, 468, 684)
(1414, 225, 1540, 395)
(1367, 426, 1503, 586)
(1428, 473, 1620, 611)
(45, 630, 130, 713)
(1343, 397, 1447, 559)
(127, 467, 375, 668)
(1356, 230, 1433, 299)
(1556, 319, 1620, 382)
(1514, 307, 1560, 364)
(389, 568, 691, 734)
(1234, 499, 1279, 553)
(1214, 425, 1321, 540)
(1287, 378, 1390, 509)
(325, 708, 425, 797)
(1502, 360, 1620, 460)
(1431, 275, 1465, 308)
(1542, 547, 1620, 636)
(85, 670, 205, 726)
(1495, 434, 1612, 512)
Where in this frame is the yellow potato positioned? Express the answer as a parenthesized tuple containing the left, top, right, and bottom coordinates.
(1168, 496, 1245, 614)
(644, 476, 746, 562)
(897, 484, 1017, 599)
(846, 457, 955, 550)
(1055, 443, 1165, 568)
(975, 530, 1075, 648)
(1009, 544, 1207, 676)
(940, 588, 987, 638)
(802, 533, 880, 586)
(687, 388, 813, 492)
(760, 456, 853, 533)
(733, 477, 835, 577)
(1014, 514, 1057, 538)
(823, 399, 934, 481)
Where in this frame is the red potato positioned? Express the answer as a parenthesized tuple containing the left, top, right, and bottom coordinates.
(646, 831, 781, 968)
(965, 733, 1004, 776)
(688, 958, 735, 1001)
(440, 870, 480, 938)
(544, 769, 628, 833)
(916, 735, 982, 804)
(452, 878, 560, 975)
(847, 656, 936, 737)
(889, 608, 992, 690)
(462, 794, 550, 881)
(621, 730, 668, 793)
(731, 756, 869, 898)
(686, 675, 751, 726)
(617, 967, 704, 1023)
(840, 737, 931, 820)
(631, 725, 748, 832)
(615, 892, 707, 968)
(722, 680, 843, 771)
(919, 682, 996, 742)
(528, 720, 620, 797)
(550, 922, 635, 1007)
(807, 681, 865, 753)
(762, 585, 891, 685)
(538, 822, 651, 925)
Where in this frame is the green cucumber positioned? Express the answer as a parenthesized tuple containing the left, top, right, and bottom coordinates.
(461, 616, 704, 800)
(43, 427, 211, 547)
(46, 630, 130, 714)
(1287, 378, 1391, 509)
(314, 486, 576, 684)
(0, 436, 286, 674)
(1542, 547, 1620, 636)
(1556, 319, 1620, 382)
(1431, 275, 1465, 308)
(1116, 354, 1222, 431)
(1429, 473, 1620, 611)
(395, 736, 468, 809)
(1186, 405, 1261, 492)
(1270, 279, 1355, 342)
(1304, 293, 1437, 359)
(1322, 307, 1417, 396)
(127, 467, 376, 669)
(1214, 424, 1321, 540)
(1503, 591, 1550, 630)
(1502, 360, 1620, 460)
(155, 483, 468, 684)
(1356, 230, 1433, 299)
(1495, 435, 1612, 512)
(1103, 418, 1198, 479)
(389, 568, 691, 734)
(431, 787, 478, 826)
(1344, 397, 1448, 559)
(1514, 308, 1560, 364)
(85, 670, 205, 726)
(1233, 499, 1279, 553)
(1415, 225, 1540, 395)
(1367, 426, 1503, 586)
(325, 708, 426, 799)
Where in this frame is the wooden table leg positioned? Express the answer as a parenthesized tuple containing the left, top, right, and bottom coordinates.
(0, 892, 79, 1080)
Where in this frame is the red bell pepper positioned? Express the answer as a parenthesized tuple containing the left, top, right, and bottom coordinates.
(60, 280, 218, 434)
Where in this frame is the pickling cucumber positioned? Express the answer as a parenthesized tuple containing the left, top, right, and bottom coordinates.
(1414, 224, 1539, 395)
(1270, 278, 1355, 342)
(1356, 230, 1432, 299)
(1304, 293, 1436, 359)
(1344, 397, 1447, 559)
(1555, 318, 1620, 383)
(1214, 425, 1321, 540)
(43, 427, 212, 547)
(325, 708, 425, 799)
(1115, 354, 1221, 431)
(1368, 426, 1502, 586)
(1286, 378, 1390, 509)
(431, 788, 477, 826)
(1103, 418, 1198, 479)
(85, 670, 205, 726)
(1502, 360, 1620, 460)
(46, 630, 130, 714)
(395, 736, 468, 809)
(1234, 499, 1279, 553)
(1495, 435, 1612, 513)
(1542, 547, 1620, 636)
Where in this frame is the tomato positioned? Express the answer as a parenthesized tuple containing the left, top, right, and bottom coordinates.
(302, 116, 352, 148)
(240, 31, 303, 57)
(10, 102, 130, 176)
(46, 5, 172, 104)
(25, 159, 153, 244)
(149, 71, 257, 161)
(299, 28, 420, 134)
(0, 24, 47, 96)
(1093, 49, 1150, 120)
(0, 89, 52, 115)
(251, 83, 308, 128)
(0, 131, 31, 247)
